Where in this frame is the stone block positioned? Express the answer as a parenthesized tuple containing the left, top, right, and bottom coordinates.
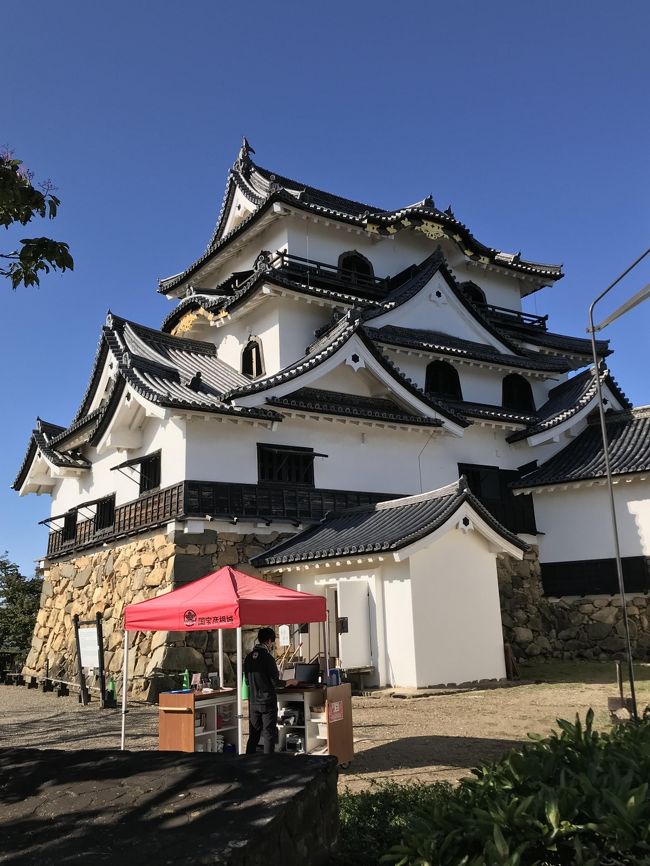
(601, 635, 627, 652)
(587, 622, 612, 641)
(141, 553, 157, 567)
(161, 645, 207, 673)
(185, 630, 209, 651)
(216, 547, 240, 567)
(513, 627, 533, 644)
(145, 567, 166, 587)
(40, 581, 53, 602)
(592, 606, 618, 625)
(592, 598, 611, 608)
(170, 554, 213, 587)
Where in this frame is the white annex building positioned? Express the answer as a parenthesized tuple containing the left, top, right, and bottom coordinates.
(14, 141, 650, 690)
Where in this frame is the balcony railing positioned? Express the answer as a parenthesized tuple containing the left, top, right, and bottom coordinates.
(273, 252, 390, 299)
(46, 480, 395, 559)
(483, 303, 548, 330)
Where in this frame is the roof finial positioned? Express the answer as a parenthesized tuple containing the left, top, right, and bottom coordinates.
(236, 137, 255, 171)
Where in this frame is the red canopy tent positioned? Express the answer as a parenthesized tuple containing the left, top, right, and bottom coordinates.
(120, 566, 327, 751)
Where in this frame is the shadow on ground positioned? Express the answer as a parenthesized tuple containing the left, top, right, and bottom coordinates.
(0, 748, 337, 865)
(341, 734, 521, 777)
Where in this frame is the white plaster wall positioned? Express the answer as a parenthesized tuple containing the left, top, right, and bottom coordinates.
(409, 529, 507, 685)
(381, 559, 417, 686)
(451, 261, 525, 310)
(50, 416, 187, 516)
(215, 296, 330, 376)
(533, 480, 650, 562)
(384, 351, 561, 408)
(203, 223, 289, 289)
(184, 411, 564, 496)
(286, 220, 434, 281)
(368, 271, 511, 346)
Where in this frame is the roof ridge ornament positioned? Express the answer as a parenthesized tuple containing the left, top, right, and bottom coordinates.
(235, 137, 255, 174)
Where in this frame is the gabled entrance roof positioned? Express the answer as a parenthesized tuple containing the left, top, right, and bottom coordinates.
(251, 478, 527, 568)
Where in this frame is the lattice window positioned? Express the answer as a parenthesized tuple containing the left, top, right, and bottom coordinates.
(459, 281, 486, 306)
(338, 251, 374, 279)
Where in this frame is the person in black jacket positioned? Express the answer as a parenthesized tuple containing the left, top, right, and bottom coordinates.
(244, 627, 297, 754)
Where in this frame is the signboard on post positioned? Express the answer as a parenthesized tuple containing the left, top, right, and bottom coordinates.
(78, 627, 100, 669)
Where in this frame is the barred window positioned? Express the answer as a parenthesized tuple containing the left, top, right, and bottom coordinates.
(94, 495, 115, 532)
(425, 360, 463, 401)
(139, 452, 161, 494)
(258, 444, 315, 486)
(502, 373, 536, 413)
(62, 511, 77, 543)
(242, 339, 264, 378)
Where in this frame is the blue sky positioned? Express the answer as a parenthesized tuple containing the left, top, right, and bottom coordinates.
(2, 1, 649, 575)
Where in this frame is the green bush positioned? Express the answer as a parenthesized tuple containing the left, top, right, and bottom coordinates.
(383, 710, 650, 865)
(335, 781, 452, 866)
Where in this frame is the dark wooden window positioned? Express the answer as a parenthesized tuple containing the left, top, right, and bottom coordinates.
(62, 511, 77, 542)
(459, 463, 536, 534)
(338, 251, 374, 279)
(258, 444, 315, 486)
(139, 452, 161, 495)
(242, 339, 263, 378)
(460, 281, 486, 306)
(94, 495, 115, 532)
(541, 557, 650, 597)
(425, 361, 463, 400)
(502, 373, 536, 413)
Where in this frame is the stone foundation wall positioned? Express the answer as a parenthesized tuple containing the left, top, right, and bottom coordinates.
(25, 528, 290, 700)
(498, 547, 650, 663)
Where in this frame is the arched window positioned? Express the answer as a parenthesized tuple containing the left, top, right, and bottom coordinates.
(425, 361, 463, 401)
(338, 250, 374, 280)
(502, 374, 535, 413)
(242, 338, 264, 379)
(459, 281, 486, 306)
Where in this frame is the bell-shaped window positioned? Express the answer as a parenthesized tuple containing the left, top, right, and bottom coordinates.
(502, 373, 535, 412)
(242, 338, 264, 379)
(425, 361, 463, 401)
(338, 250, 374, 280)
(460, 281, 486, 306)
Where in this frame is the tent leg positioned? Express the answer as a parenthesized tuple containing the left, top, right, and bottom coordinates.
(120, 629, 129, 751)
(323, 617, 330, 685)
(218, 628, 224, 689)
(236, 627, 243, 755)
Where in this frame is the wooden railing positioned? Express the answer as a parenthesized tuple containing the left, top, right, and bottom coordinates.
(46, 481, 393, 558)
(273, 251, 390, 298)
(483, 303, 548, 330)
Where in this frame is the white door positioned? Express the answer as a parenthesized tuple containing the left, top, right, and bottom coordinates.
(337, 581, 372, 668)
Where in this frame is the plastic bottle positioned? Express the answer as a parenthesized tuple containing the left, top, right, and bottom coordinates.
(182, 668, 190, 689)
(107, 676, 116, 696)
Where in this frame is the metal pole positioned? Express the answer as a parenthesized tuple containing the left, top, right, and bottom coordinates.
(73, 614, 90, 705)
(587, 247, 650, 723)
(96, 612, 107, 710)
(120, 629, 129, 750)
(236, 627, 243, 754)
(218, 628, 224, 690)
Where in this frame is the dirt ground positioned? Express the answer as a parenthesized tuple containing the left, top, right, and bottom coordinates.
(2, 661, 649, 793)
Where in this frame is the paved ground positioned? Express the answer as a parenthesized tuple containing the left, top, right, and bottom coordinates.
(2, 663, 650, 793)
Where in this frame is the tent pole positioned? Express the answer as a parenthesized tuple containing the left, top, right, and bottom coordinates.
(120, 629, 129, 751)
(236, 626, 243, 754)
(218, 628, 224, 689)
(323, 616, 330, 685)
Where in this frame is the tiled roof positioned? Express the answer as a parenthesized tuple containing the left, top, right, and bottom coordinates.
(513, 407, 650, 489)
(365, 324, 570, 373)
(268, 387, 443, 428)
(160, 263, 385, 334)
(101, 314, 281, 421)
(159, 144, 563, 296)
(12, 419, 90, 491)
(496, 320, 611, 358)
(224, 311, 469, 428)
(250, 479, 527, 567)
(440, 400, 536, 425)
(506, 366, 632, 443)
